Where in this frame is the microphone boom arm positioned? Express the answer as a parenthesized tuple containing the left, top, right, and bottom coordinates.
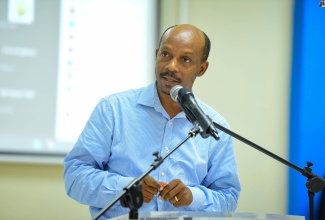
(212, 121, 325, 220)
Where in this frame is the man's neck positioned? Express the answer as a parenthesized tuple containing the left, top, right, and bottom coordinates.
(157, 88, 182, 118)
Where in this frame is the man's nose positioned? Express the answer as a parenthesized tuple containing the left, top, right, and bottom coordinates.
(166, 58, 178, 73)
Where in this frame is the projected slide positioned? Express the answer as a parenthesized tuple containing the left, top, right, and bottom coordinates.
(0, 0, 157, 156)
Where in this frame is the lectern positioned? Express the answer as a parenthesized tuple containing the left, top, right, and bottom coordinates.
(111, 211, 305, 220)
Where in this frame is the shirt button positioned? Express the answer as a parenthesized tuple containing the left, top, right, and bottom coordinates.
(168, 121, 172, 125)
(161, 172, 165, 177)
(164, 146, 169, 151)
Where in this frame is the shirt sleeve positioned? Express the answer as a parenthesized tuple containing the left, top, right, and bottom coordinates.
(63, 98, 134, 208)
(186, 121, 241, 212)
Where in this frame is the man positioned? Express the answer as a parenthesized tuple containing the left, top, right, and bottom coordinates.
(64, 24, 241, 219)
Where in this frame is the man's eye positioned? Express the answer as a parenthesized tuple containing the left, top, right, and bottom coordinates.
(161, 52, 168, 57)
(183, 57, 191, 63)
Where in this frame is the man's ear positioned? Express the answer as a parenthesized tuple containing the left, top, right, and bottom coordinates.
(198, 61, 209, 77)
(155, 49, 158, 57)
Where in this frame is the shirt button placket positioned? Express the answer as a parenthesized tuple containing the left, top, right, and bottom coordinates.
(158, 119, 173, 210)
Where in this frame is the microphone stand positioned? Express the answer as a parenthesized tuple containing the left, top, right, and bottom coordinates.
(93, 114, 324, 220)
(211, 121, 325, 220)
(93, 127, 200, 220)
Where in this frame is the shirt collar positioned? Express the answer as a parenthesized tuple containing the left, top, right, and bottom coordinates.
(137, 81, 158, 108)
(137, 81, 186, 119)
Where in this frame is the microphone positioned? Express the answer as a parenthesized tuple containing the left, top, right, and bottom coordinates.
(170, 85, 219, 140)
(170, 85, 197, 125)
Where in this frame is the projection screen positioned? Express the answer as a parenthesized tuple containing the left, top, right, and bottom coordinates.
(0, 0, 158, 162)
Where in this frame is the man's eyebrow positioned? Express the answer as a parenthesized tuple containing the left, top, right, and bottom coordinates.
(159, 45, 197, 58)
(182, 51, 195, 56)
(159, 45, 171, 50)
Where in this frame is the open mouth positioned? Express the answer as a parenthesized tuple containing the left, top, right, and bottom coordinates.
(163, 76, 179, 83)
(161, 76, 180, 88)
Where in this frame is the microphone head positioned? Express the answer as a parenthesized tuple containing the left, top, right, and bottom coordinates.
(170, 85, 183, 102)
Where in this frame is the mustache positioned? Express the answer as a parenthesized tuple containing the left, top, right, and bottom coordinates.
(160, 71, 181, 82)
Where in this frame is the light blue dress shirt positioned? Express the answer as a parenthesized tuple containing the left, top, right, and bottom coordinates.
(64, 81, 241, 219)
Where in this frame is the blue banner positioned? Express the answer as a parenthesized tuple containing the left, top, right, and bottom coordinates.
(289, 1, 325, 219)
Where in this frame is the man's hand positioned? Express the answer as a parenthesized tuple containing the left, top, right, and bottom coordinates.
(158, 179, 193, 207)
(140, 176, 164, 203)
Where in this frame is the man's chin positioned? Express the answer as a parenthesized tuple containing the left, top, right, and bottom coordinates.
(157, 84, 171, 96)
(160, 87, 170, 96)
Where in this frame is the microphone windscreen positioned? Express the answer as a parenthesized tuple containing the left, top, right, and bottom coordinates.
(170, 85, 183, 102)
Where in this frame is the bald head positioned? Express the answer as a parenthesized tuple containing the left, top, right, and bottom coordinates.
(158, 24, 211, 62)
